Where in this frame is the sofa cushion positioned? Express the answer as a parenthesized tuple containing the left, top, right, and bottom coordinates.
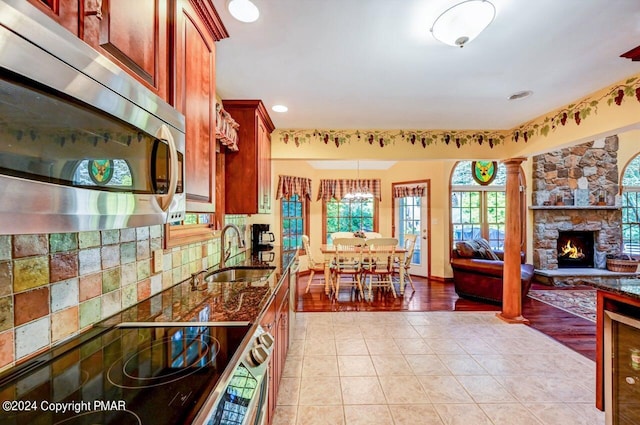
(455, 241, 477, 258)
(456, 238, 501, 260)
(473, 238, 501, 261)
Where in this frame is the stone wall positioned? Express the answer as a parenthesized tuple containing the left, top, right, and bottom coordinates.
(531, 136, 621, 270)
(532, 136, 619, 206)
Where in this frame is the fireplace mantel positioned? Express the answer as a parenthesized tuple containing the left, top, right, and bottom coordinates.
(529, 206, 620, 210)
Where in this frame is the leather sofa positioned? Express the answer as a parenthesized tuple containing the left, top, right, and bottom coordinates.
(450, 240, 534, 305)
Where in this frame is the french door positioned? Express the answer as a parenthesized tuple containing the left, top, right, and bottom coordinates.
(393, 181, 429, 277)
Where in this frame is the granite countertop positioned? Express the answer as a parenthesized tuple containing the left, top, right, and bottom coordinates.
(99, 246, 296, 327)
(579, 276, 640, 300)
(0, 247, 296, 387)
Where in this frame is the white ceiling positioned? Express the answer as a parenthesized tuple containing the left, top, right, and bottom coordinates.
(213, 0, 640, 131)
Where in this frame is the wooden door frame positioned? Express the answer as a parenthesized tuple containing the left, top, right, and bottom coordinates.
(391, 179, 431, 278)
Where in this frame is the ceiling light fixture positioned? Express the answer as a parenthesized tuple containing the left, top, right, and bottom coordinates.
(431, 0, 496, 48)
(344, 160, 373, 200)
(227, 0, 260, 23)
(272, 104, 288, 113)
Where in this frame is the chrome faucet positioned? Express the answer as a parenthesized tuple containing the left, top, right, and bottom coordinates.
(220, 224, 245, 268)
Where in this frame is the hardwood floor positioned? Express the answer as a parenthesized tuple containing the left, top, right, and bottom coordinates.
(295, 274, 597, 361)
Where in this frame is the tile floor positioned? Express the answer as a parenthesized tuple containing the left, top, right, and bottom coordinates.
(272, 311, 605, 425)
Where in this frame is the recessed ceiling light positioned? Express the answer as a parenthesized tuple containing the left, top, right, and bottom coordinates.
(227, 0, 259, 23)
(508, 90, 533, 100)
(272, 104, 288, 113)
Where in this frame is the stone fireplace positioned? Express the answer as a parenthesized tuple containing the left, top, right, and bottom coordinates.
(557, 230, 594, 268)
(531, 137, 621, 270)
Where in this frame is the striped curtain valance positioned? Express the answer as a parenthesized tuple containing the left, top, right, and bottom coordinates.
(317, 179, 382, 202)
(393, 185, 426, 198)
(275, 175, 313, 200)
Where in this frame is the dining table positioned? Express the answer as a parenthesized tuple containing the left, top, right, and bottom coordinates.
(320, 243, 409, 297)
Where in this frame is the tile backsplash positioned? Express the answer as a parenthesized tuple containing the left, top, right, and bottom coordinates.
(0, 216, 247, 371)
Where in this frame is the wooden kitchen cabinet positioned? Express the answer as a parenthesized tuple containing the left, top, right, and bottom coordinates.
(174, 0, 228, 213)
(260, 270, 290, 425)
(27, 0, 80, 35)
(26, 0, 171, 100)
(223, 100, 275, 214)
(82, 0, 171, 100)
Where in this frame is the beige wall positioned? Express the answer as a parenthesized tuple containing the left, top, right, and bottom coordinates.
(618, 130, 640, 185)
(272, 129, 640, 280)
(272, 159, 459, 279)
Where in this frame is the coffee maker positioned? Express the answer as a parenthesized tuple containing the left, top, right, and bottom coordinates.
(251, 224, 275, 251)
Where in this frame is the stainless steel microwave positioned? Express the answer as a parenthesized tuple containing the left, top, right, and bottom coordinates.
(0, 0, 186, 235)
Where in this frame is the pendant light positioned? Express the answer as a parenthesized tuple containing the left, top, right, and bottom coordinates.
(345, 160, 373, 199)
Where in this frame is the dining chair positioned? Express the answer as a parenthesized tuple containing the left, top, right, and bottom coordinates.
(394, 234, 418, 292)
(362, 237, 398, 299)
(330, 232, 355, 243)
(331, 237, 365, 300)
(301, 235, 331, 294)
(363, 232, 382, 239)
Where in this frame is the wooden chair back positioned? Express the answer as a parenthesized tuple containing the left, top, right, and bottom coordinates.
(332, 237, 364, 273)
(364, 238, 398, 273)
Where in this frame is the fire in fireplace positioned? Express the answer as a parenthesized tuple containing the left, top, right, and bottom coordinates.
(557, 231, 595, 268)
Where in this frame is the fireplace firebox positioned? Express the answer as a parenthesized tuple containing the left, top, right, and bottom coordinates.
(557, 231, 595, 268)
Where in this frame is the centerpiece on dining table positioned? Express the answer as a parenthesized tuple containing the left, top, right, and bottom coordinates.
(353, 230, 366, 238)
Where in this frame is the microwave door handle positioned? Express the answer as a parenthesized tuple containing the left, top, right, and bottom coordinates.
(156, 124, 178, 212)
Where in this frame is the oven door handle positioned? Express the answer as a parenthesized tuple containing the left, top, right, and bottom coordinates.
(156, 124, 178, 212)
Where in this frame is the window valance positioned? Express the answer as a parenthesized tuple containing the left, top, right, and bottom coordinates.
(393, 185, 426, 198)
(317, 179, 382, 202)
(275, 175, 312, 200)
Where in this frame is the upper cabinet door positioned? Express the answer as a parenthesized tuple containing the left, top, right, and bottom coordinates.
(223, 100, 275, 215)
(82, 0, 169, 100)
(173, 0, 223, 213)
(27, 0, 80, 35)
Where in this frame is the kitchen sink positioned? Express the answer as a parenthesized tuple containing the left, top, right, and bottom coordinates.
(205, 267, 274, 283)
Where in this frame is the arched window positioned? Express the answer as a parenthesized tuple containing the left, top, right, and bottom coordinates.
(450, 161, 524, 251)
(621, 154, 640, 256)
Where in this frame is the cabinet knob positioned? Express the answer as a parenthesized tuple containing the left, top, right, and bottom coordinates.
(248, 345, 269, 366)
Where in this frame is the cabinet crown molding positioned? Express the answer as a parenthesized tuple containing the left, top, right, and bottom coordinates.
(190, 0, 229, 41)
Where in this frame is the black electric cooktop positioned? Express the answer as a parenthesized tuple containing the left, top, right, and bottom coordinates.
(0, 323, 251, 425)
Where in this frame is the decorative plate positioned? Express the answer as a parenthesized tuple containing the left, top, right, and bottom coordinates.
(471, 161, 497, 185)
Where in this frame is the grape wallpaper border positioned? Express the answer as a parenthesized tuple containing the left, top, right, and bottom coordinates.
(275, 75, 640, 150)
(512, 76, 640, 143)
(279, 129, 507, 149)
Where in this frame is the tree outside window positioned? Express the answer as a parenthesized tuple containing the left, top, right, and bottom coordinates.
(281, 194, 307, 263)
(324, 197, 376, 243)
(622, 155, 640, 257)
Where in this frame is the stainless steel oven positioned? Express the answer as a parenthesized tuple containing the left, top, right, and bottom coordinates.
(194, 325, 274, 425)
(0, 0, 185, 234)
